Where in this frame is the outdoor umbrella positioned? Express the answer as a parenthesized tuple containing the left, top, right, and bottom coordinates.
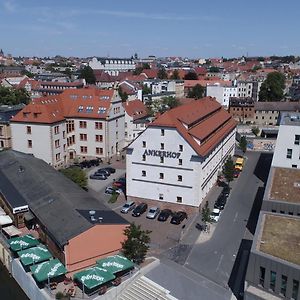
(30, 258, 67, 282)
(18, 245, 52, 266)
(96, 254, 134, 274)
(74, 266, 115, 290)
(8, 234, 39, 252)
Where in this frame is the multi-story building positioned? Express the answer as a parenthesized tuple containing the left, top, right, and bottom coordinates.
(0, 104, 25, 149)
(228, 98, 255, 123)
(89, 57, 135, 76)
(236, 81, 262, 101)
(126, 97, 236, 207)
(206, 84, 237, 108)
(143, 79, 184, 99)
(10, 87, 125, 168)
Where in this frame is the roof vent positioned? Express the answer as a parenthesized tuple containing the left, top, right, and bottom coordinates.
(294, 182, 300, 188)
(90, 216, 96, 222)
(89, 210, 96, 216)
(18, 166, 25, 173)
(98, 217, 103, 222)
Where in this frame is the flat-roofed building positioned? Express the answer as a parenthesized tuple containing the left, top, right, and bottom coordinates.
(244, 212, 300, 300)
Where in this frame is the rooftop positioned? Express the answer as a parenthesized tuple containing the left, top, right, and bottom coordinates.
(269, 167, 300, 204)
(259, 214, 300, 265)
(280, 112, 300, 126)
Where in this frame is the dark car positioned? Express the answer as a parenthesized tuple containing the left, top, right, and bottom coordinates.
(90, 159, 101, 166)
(157, 209, 173, 222)
(104, 167, 116, 174)
(96, 168, 110, 176)
(89, 173, 107, 180)
(170, 211, 187, 225)
(132, 203, 148, 217)
(214, 194, 227, 210)
(221, 185, 230, 197)
(234, 169, 240, 178)
(118, 177, 126, 183)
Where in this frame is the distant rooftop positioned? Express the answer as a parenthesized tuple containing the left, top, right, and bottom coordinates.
(258, 214, 300, 265)
(269, 167, 300, 204)
(280, 112, 300, 126)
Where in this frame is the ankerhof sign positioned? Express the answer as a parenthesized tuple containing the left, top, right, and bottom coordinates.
(143, 149, 181, 159)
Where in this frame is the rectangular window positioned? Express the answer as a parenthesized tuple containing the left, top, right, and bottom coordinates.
(177, 196, 182, 203)
(54, 139, 60, 148)
(178, 175, 182, 182)
(142, 170, 146, 177)
(287, 148, 293, 159)
(54, 125, 59, 134)
(160, 157, 164, 163)
(280, 275, 287, 296)
(80, 134, 87, 141)
(179, 144, 183, 152)
(161, 129, 165, 136)
(292, 280, 299, 300)
(79, 121, 87, 128)
(179, 159, 182, 165)
(80, 146, 87, 153)
(55, 153, 61, 161)
(142, 141, 146, 148)
(142, 154, 146, 161)
(259, 267, 265, 287)
(270, 271, 276, 292)
(95, 122, 103, 130)
(62, 131, 65, 139)
(159, 173, 164, 179)
(95, 135, 103, 142)
(26, 126, 31, 134)
(160, 143, 164, 150)
(96, 147, 103, 155)
(292, 164, 297, 168)
(295, 135, 300, 145)
(27, 140, 32, 148)
(116, 119, 118, 127)
(159, 193, 163, 200)
(125, 122, 127, 128)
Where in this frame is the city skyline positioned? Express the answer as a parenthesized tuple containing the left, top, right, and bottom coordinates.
(1, 0, 300, 58)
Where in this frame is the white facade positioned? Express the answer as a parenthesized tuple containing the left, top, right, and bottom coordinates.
(206, 84, 237, 108)
(126, 126, 236, 207)
(124, 113, 147, 147)
(89, 57, 135, 76)
(271, 113, 300, 169)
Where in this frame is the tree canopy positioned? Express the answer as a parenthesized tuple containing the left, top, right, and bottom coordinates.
(60, 167, 88, 189)
(187, 84, 205, 99)
(170, 69, 180, 80)
(223, 156, 235, 184)
(209, 66, 220, 73)
(149, 96, 180, 115)
(142, 84, 151, 95)
(121, 223, 151, 264)
(157, 67, 168, 79)
(201, 201, 212, 223)
(79, 66, 96, 84)
(259, 72, 285, 101)
(0, 86, 30, 105)
(184, 71, 198, 80)
(118, 86, 128, 102)
(239, 136, 247, 153)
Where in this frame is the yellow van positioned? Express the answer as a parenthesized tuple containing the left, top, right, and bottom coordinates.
(235, 157, 244, 171)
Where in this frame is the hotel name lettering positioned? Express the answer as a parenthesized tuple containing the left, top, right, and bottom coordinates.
(143, 149, 181, 159)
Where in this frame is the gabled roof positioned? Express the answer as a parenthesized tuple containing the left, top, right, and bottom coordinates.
(149, 97, 236, 157)
(123, 100, 148, 120)
(0, 150, 128, 247)
(141, 69, 159, 79)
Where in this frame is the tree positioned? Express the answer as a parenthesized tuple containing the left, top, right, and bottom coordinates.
(118, 86, 128, 102)
(209, 66, 220, 73)
(170, 69, 180, 80)
(21, 69, 35, 78)
(142, 84, 152, 95)
(0, 86, 30, 105)
(187, 84, 204, 99)
(201, 201, 211, 223)
(223, 156, 235, 184)
(149, 96, 180, 115)
(60, 167, 88, 190)
(121, 223, 151, 264)
(157, 67, 168, 79)
(239, 136, 247, 153)
(259, 72, 285, 101)
(184, 71, 198, 80)
(79, 66, 96, 84)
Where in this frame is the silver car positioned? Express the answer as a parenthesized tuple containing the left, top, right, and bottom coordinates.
(120, 201, 135, 214)
(146, 207, 160, 219)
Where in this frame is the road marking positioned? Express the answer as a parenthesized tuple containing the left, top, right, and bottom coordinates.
(216, 254, 224, 272)
(233, 212, 238, 222)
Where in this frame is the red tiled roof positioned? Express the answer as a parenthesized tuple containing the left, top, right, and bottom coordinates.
(141, 69, 158, 79)
(123, 99, 148, 120)
(184, 79, 232, 88)
(149, 97, 236, 157)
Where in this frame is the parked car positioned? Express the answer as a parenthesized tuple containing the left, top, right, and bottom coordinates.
(234, 169, 240, 178)
(210, 208, 221, 222)
(89, 173, 107, 180)
(132, 203, 148, 217)
(214, 196, 226, 210)
(96, 168, 110, 176)
(103, 167, 116, 174)
(104, 187, 122, 194)
(113, 180, 126, 188)
(157, 209, 173, 222)
(170, 211, 187, 225)
(120, 201, 135, 214)
(221, 185, 230, 197)
(118, 177, 126, 183)
(90, 159, 101, 166)
(146, 207, 160, 219)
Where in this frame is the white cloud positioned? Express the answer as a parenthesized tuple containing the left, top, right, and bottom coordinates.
(2, 0, 16, 13)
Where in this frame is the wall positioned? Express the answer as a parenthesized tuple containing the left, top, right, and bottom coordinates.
(65, 224, 127, 273)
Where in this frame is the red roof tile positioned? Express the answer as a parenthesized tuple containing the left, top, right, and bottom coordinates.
(123, 100, 148, 120)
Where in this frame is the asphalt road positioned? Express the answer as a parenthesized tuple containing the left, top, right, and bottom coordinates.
(184, 151, 264, 289)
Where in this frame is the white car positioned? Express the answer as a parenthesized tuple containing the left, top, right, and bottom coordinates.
(146, 207, 160, 219)
(105, 187, 122, 195)
(120, 201, 135, 214)
(210, 208, 221, 222)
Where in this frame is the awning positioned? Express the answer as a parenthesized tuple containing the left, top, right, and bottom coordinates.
(96, 254, 134, 274)
(74, 266, 115, 290)
(18, 245, 52, 266)
(0, 215, 13, 226)
(2, 225, 22, 237)
(30, 258, 67, 282)
(8, 234, 39, 252)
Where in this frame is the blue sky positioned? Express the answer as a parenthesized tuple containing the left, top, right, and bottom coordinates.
(1, 0, 300, 58)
